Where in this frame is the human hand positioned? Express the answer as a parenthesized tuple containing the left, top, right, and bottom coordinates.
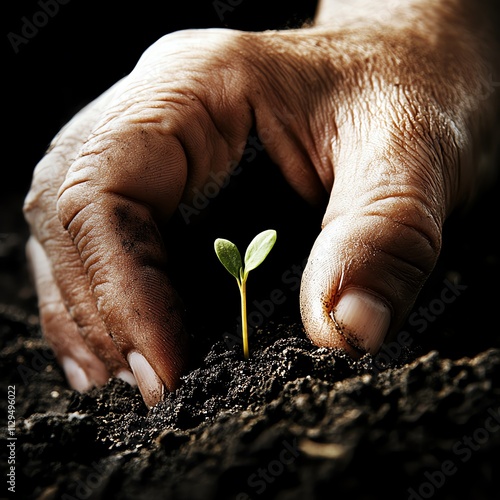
(23, 0, 499, 407)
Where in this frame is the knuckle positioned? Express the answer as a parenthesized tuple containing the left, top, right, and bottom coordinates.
(55, 146, 106, 233)
(56, 177, 88, 230)
(363, 192, 443, 280)
(144, 27, 244, 61)
(23, 133, 90, 227)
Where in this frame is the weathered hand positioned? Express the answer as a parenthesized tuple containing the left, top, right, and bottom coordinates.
(23, 0, 499, 407)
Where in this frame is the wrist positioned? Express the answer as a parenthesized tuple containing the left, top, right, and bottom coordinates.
(314, 0, 498, 43)
(313, 0, 499, 73)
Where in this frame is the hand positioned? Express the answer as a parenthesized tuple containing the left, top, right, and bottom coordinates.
(23, 1, 499, 407)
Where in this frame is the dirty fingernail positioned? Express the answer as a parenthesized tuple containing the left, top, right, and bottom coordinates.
(127, 352, 164, 408)
(331, 288, 391, 355)
(116, 369, 137, 387)
(62, 357, 92, 392)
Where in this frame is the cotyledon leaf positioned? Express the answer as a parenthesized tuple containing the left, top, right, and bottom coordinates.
(243, 229, 277, 277)
(214, 238, 242, 282)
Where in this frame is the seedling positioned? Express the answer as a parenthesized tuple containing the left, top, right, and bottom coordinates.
(214, 229, 277, 359)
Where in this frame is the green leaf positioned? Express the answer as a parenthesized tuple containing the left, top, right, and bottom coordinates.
(214, 238, 242, 281)
(243, 229, 277, 277)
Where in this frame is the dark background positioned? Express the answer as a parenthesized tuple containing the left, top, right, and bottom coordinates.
(3, 0, 320, 319)
(5, 0, 317, 200)
(3, 5, 500, 499)
(4, 0, 499, 356)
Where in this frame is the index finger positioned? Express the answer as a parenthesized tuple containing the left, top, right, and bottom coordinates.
(56, 121, 191, 403)
(54, 64, 252, 406)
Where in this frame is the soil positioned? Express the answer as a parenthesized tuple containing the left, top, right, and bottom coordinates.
(3, 2, 500, 499)
(2, 147, 500, 500)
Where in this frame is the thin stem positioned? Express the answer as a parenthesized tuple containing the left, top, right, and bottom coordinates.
(239, 278, 249, 359)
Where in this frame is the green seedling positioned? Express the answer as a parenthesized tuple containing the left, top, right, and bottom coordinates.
(214, 229, 277, 359)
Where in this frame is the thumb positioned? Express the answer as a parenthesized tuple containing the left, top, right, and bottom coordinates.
(299, 126, 448, 357)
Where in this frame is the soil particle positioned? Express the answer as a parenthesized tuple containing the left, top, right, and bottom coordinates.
(2, 294, 500, 499)
(2, 160, 499, 500)
(6, 3, 499, 497)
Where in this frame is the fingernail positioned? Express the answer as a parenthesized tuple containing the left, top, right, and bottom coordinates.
(331, 288, 391, 355)
(127, 352, 164, 408)
(116, 369, 137, 387)
(62, 357, 92, 392)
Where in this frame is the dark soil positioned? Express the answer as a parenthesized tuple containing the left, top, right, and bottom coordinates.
(2, 151, 500, 500)
(3, 2, 500, 499)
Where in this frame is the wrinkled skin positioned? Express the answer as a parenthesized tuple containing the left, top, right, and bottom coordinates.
(23, 0, 499, 407)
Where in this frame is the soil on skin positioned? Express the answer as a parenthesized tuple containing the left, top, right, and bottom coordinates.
(2, 3, 499, 497)
(1, 149, 500, 500)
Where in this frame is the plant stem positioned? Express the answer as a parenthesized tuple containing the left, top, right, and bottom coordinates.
(239, 279, 249, 359)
